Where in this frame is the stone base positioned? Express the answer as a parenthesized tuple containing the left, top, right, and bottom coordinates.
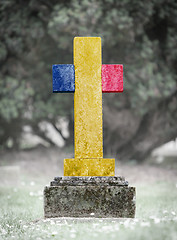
(64, 158, 115, 176)
(44, 176, 136, 218)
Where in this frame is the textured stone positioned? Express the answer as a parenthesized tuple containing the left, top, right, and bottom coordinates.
(52, 38, 124, 176)
(48, 37, 135, 218)
(53, 64, 75, 92)
(44, 176, 136, 218)
(64, 158, 115, 176)
(102, 64, 123, 92)
(51, 176, 128, 186)
(74, 37, 103, 159)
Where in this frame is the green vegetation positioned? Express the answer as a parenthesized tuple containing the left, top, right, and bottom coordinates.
(0, 181, 177, 239)
(0, 0, 177, 160)
(0, 149, 176, 239)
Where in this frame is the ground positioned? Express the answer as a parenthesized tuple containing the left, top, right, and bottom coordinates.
(0, 147, 177, 240)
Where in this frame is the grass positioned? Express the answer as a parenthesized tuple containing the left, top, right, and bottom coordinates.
(0, 147, 177, 239)
(0, 179, 177, 240)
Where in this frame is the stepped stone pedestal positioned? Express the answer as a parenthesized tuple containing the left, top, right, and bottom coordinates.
(44, 176, 136, 218)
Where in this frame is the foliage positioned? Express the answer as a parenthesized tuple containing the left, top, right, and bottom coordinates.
(0, 0, 176, 158)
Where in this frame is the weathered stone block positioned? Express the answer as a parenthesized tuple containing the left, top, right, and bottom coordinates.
(44, 176, 136, 218)
(53, 64, 75, 92)
(102, 64, 123, 92)
(64, 158, 115, 176)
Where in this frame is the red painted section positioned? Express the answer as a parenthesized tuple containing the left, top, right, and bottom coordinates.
(101, 64, 123, 92)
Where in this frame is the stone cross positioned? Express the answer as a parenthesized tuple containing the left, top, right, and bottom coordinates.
(53, 37, 123, 176)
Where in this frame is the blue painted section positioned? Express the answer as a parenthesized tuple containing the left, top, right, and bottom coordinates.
(53, 64, 75, 92)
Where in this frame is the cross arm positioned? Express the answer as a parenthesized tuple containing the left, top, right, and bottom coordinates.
(53, 64, 75, 93)
(102, 64, 123, 93)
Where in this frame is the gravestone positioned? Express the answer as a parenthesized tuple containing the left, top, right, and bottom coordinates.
(44, 37, 136, 218)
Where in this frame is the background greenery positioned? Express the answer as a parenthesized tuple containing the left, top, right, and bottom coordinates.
(0, 0, 177, 161)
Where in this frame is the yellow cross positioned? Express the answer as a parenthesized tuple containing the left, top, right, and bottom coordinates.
(53, 37, 123, 176)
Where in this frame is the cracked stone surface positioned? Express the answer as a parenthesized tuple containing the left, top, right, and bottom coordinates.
(51, 176, 128, 186)
(44, 176, 136, 218)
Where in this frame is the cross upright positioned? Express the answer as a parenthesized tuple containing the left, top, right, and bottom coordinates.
(53, 37, 123, 176)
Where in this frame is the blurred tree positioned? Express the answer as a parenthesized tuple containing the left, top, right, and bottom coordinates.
(0, 0, 176, 161)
